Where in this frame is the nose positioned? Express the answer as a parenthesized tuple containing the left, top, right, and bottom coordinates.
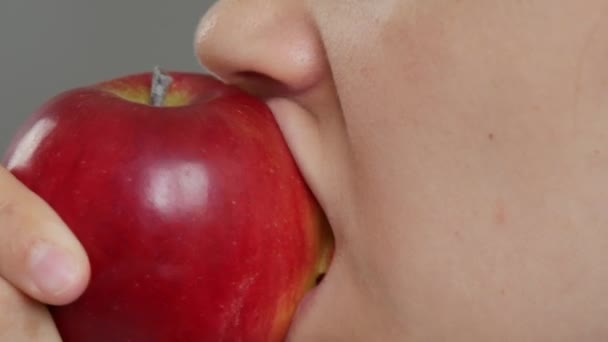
(194, 0, 326, 98)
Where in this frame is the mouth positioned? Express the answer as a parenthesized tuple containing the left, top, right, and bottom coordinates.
(298, 281, 323, 318)
(280, 160, 334, 340)
(265, 97, 337, 339)
(287, 276, 325, 339)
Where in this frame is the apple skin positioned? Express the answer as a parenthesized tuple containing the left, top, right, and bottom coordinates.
(3, 72, 332, 341)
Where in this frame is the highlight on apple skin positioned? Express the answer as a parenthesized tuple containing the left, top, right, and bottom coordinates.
(3, 70, 334, 342)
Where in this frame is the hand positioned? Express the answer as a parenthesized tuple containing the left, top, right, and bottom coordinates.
(0, 166, 90, 341)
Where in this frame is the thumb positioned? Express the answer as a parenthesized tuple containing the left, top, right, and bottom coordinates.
(0, 167, 90, 306)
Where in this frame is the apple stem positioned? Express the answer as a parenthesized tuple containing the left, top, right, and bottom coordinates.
(151, 66, 173, 107)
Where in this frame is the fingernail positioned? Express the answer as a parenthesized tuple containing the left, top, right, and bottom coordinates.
(29, 242, 79, 297)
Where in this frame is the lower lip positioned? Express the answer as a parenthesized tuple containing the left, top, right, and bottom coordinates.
(286, 284, 321, 339)
(296, 286, 320, 317)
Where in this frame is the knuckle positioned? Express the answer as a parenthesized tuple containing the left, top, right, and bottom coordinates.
(0, 195, 21, 242)
(0, 168, 25, 220)
(0, 175, 19, 220)
(0, 197, 29, 279)
(0, 197, 16, 219)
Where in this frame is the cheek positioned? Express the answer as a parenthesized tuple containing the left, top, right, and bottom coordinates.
(318, 0, 472, 267)
(316, 0, 577, 257)
(310, 3, 477, 325)
(315, 0, 608, 338)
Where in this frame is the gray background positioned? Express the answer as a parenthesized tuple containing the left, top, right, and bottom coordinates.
(0, 0, 216, 153)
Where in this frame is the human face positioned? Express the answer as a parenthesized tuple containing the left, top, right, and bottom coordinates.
(195, 1, 608, 340)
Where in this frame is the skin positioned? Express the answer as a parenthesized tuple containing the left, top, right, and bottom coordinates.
(2, 0, 608, 340)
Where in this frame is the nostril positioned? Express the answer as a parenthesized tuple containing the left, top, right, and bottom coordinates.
(232, 71, 291, 99)
(235, 71, 273, 82)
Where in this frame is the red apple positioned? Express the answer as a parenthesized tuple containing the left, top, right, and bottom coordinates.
(3, 70, 333, 341)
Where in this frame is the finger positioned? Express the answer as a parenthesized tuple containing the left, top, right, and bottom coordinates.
(0, 167, 90, 305)
(0, 276, 62, 342)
